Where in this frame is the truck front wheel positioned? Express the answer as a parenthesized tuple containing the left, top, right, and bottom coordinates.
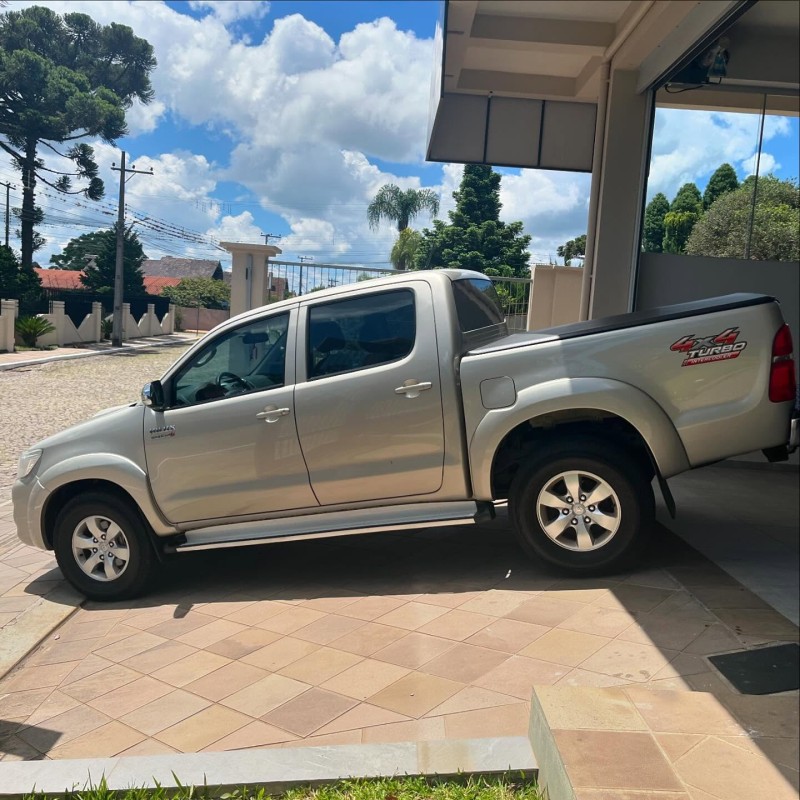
(509, 440, 654, 573)
(52, 492, 157, 600)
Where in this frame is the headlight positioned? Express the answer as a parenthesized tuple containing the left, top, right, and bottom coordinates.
(17, 449, 42, 479)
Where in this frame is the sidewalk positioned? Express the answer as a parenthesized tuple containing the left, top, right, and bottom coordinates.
(0, 333, 198, 371)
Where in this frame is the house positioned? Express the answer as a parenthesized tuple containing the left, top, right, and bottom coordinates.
(141, 256, 224, 281)
(34, 268, 180, 296)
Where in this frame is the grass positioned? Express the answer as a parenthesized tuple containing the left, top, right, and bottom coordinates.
(25, 775, 542, 800)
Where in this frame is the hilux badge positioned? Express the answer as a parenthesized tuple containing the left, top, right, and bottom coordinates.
(670, 327, 747, 366)
(149, 425, 176, 439)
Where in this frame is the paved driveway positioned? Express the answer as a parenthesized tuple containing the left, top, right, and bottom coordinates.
(0, 350, 796, 777)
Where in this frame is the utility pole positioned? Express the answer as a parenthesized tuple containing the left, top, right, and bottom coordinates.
(110, 152, 153, 347)
(298, 255, 313, 296)
(261, 233, 282, 244)
(1, 181, 13, 248)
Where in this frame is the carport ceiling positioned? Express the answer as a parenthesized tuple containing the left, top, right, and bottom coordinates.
(442, 0, 799, 104)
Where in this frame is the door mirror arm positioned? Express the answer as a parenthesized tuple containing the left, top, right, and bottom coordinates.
(142, 380, 165, 410)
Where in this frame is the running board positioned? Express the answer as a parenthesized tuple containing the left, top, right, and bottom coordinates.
(171, 501, 494, 553)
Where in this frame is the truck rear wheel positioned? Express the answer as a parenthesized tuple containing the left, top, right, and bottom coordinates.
(53, 492, 157, 600)
(509, 440, 654, 574)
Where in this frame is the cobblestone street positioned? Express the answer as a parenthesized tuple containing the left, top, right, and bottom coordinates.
(0, 344, 191, 495)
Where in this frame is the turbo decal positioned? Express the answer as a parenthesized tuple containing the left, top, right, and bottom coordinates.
(670, 327, 747, 366)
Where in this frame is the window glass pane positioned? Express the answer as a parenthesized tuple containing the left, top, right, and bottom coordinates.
(173, 313, 289, 406)
(452, 278, 505, 332)
(308, 290, 415, 379)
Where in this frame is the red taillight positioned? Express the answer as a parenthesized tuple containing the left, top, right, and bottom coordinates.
(769, 324, 796, 403)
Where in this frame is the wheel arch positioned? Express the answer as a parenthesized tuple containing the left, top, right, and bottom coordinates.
(469, 377, 690, 500)
(38, 454, 175, 550)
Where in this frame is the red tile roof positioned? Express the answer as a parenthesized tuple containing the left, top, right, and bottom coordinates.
(35, 269, 181, 295)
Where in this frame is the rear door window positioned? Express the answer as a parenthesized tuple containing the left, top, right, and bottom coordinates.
(307, 290, 415, 379)
(452, 278, 505, 332)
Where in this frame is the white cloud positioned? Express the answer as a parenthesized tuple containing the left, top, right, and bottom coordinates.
(8, 1, 436, 267)
(188, 1, 270, 25)
(740, 151, 780, 177)
(207, 210, 263, 244)
(648, 108, 792, 200)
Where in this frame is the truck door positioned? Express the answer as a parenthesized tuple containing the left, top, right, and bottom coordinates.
(144, 307, 318, 523)
(294, 284, 445, 505)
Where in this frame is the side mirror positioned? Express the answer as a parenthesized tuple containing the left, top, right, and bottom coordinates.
(141, 380, 165, 410)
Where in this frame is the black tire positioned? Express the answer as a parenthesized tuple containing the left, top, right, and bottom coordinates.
(52, 491, 157, 600)
(509, 438, 654, 574)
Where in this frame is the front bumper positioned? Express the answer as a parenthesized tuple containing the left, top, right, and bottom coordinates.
(12, 476, 49, 551)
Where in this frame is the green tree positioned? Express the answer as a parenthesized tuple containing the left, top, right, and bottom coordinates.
(556, 234, 586, 265)
(76, 224, 146, 295)
(49, 229, 108, 270)
(161, 277, 231, 309)
(367, 184, 440, 232)
(642, 192, 669, 252)
(703, 163, 739, 209)
(687, 175, 799, 261)
(414, 165, 531, 277)
(663, 182, 703, 253)
(390, 228, 422, 271)
(0, 243, 44, 315)
(0, 6, 156, 269)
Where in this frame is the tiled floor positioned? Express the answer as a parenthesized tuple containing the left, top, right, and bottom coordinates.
(532, 684, 799, 800)
(0, 513, 797, 774)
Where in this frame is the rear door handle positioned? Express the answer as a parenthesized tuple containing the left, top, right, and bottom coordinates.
(394, 380, 432, 399)
(256, 406, 291, 423)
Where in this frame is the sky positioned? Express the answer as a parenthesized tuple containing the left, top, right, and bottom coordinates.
(1, 0, 798, 271)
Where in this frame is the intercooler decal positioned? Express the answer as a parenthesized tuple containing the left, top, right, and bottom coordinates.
(670, 327, 748, 366)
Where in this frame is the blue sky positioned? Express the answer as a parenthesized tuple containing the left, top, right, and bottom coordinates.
(2, 1, 797, 269)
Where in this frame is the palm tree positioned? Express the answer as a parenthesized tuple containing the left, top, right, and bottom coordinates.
(367, 184, 440, 232)
(390, 228, 422, 271)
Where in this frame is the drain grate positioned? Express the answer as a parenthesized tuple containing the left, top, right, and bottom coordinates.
(709, 643, 800, 695)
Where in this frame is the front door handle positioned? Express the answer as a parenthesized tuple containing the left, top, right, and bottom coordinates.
(256, 405, 291, 423)
(394, 380, 432, 399)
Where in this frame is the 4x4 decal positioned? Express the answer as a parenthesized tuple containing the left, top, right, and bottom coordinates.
(670, 327, 747, 366)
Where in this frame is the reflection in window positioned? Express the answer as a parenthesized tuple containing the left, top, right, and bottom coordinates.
(173, 314, 289, 406)
(644, 95, 798, 262)
(308, 290, 415, 379)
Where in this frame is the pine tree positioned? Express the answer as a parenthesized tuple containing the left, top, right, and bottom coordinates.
(642, 193, 669, 252)
(703, 163, 739, 209)
(77, 225, 147, 296)
(663, 183, 703, 253)
(414, 165, 531, 277)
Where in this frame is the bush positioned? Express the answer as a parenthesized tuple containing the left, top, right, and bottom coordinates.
(101, 317, 113, 340)
(15, 315, 56, 347)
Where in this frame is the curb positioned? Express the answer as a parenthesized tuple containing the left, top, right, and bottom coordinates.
(0, 737, 536, 798)
(0, 337, 195, 371)
(0, 584, 83, 682)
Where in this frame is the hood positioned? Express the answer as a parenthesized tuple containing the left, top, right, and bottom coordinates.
(31, 403, 144, 452)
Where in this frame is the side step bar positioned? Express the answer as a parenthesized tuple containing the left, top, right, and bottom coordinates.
(171, 501, 495, 553)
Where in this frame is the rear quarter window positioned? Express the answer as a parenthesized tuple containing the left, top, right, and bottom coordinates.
(453, 278, 506, 332)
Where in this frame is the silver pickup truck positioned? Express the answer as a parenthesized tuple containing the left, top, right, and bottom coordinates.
(13, 269, 799, 599)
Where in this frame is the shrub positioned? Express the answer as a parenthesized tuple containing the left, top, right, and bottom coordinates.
(101, 317, 113, 340)
(15, 315, 56, 347)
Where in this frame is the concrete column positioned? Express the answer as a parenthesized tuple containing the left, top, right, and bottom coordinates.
(50, 300, 67, 346)
(1, 299, 18, 353)
(221, 242, 282, 317)
(165, 304, 176, 334)
(91, 302, 103, 342)
(122, 303, 131, 341)
(587, 69, 652, 320)
(527, 266, 584, 330)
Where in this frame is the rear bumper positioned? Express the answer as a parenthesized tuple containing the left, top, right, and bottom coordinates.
(789, 413, 799, 453)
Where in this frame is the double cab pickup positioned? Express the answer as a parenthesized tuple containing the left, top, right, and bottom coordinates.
(13, 270, 798, 599)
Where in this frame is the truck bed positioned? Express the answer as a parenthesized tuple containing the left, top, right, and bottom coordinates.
(470, 293, 775, 355)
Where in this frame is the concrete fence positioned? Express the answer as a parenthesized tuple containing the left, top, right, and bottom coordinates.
(175, 306, 229, 333)
(0, 299, 177, 352)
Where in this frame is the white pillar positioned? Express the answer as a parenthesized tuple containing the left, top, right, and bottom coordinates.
(587, 69, 652, 320)
(221, 242, 282, 317)
(1, 299, 18, 353)
(91, 302, 102, 342)
(50, 300, 67, 346)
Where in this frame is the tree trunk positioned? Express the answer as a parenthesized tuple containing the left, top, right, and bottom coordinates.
(20, 139, 37, 270)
